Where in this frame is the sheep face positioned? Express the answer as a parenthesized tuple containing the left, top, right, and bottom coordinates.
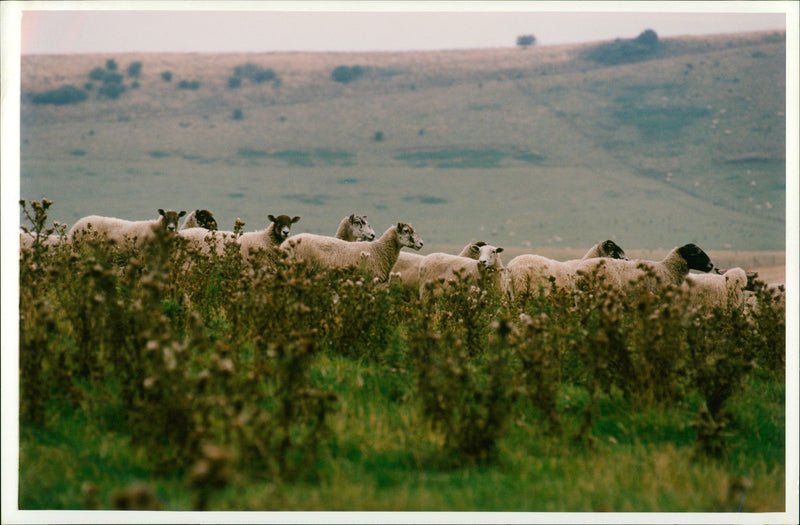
(158, 209, 187, 232)
(268, 214, 301, 240)
(599, 240, 628, 260)
(679, 243, 715, 273)
(472, 244, 504, 269)
(350, 214, 376, 241)
(397, 223, 424, 250)
(195, 209, 218, 230)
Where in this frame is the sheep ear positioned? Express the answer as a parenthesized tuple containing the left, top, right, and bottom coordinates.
(268, 214, 277, 222)
(470, 245, 481, 254)
(292, 216, 301, 223)
(349, 214, 355, 222)
(496, 247, 504, 253)
(179, 210, 187, 218)
(158, 209, 165, 216)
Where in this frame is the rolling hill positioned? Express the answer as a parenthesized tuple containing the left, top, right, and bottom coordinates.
(19, 30, 787, 259)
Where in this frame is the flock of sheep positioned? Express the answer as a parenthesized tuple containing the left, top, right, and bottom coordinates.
(21, 207, 783, 313)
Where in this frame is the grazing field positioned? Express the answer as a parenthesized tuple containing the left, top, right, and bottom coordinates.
(16, 199, 786, 512)
(19, 30, 786, 253)
(13, 29, 789, 516)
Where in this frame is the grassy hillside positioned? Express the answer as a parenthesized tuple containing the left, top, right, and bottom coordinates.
(19, 30, 786, 253)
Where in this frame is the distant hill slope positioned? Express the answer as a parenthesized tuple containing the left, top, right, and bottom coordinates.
(19, 30, 786, 251)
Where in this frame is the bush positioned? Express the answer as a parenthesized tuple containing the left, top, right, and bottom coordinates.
(106, 59, 118, 71)
(331, 65, 365, 83)
(228, 76, 242, 89)
(516, 34, 536, 48)
(161, 71, 173, 82)
(98, 82, 126, 100)
(232, 63, 278, 85)
(89, 67, 106, 81)
(127, 61, 143, 78)
(585, 29, 661, 65)
(30, 85, 89, 106)
(232, 109, 243, 120)
(178, 80, 201, 90)
(103, 72, 124, 85)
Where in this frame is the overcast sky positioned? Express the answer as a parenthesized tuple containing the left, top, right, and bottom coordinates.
(15, 2, 789, 55)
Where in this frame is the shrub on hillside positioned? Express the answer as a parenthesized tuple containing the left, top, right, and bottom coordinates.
(585, 29, 661, 65)
(178, 80, 201, 90)
(127, 61, 143, 78)
(161, 71, 173, 82)
(106, 59, 118, 71)
(516, 34, 537, 48)
(232, 63, 279, 85)
(228, 76, 242, 89)
(98, 81, 126, 100)
(89, 67, 106, 81)
(331, 65, 365, 84)
(30, 85, 89, 106)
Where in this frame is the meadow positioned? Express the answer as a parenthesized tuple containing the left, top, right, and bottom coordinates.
(13, 28, 790, 516)
(19, 30, 786, 252)
(17, 199, 786, 512)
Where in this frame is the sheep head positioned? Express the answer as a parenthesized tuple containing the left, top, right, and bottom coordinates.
(599, 239, 628, 260)
(475, 244, 504, 270)
(396, 223, 424, 250)
(678, 243, 715, 273)
(158, 209, 187, 232)
(268, 214, 301, 241)
(349, 214, 376, 241)
(194, 209, 218, 230)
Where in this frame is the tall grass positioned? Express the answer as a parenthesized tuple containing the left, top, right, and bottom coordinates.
(17, 199, 786, 511)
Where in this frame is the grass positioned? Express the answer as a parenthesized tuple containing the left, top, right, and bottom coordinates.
(17, 30, 786, 252)
(15, 201, 787, 512)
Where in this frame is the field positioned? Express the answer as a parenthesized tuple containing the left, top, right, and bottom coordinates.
(12, 29, 790, 516)
(15, 198, 787, 513)
(19, 30, 786, 260)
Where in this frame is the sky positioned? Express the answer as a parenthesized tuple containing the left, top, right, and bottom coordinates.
(14, 2, 789, 55)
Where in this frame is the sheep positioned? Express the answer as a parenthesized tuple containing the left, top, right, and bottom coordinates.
(572, 243, 716, 293)
(418, 243, 506, 300)
(20, 231, 63, 250)
(239, 214, 301, 259)
(391, 241, 487, 290)
(507, 240, 628, 298)
(335, 214, 376, 241)
(68, 209, 186, 243)
(180, 209, 218, 230)
(178, 227, 238, 255)
(281, 222, 424, 281)
(682, 267, 747, 311)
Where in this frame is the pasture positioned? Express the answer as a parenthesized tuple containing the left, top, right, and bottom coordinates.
(12, 28, 789, 515)
(16, 199, 786, 512)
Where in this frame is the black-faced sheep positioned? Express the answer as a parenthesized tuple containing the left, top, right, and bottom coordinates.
(68, 209, 187, 243)
(335, 214, 376, 241)
(281, 222, 424, 281)
(418, 243, 506, 300)
(180, 209, 218, 231)
(507, 240, 628, 298)
(573, 243, 716, 293)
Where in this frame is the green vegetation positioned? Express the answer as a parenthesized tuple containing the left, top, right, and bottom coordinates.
(30, 85, 89, 106)
(19, 31, 786, 251)
(331, 65, 365, 83)
(585, 29, 662, 65)
(18, 199, 786, 511)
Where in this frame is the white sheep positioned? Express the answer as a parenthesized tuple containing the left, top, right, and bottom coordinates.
(281, 222, 424, 281)
(682, 267, 747, 311)
(239, 214, 301, 259)
(180, 209, 218, 230)
(418, 243, 506, 300)
(572, 243, 716, 293)
(68, 209, 186, 243)
(19, 231, 63, 251)
(178, 227, 238, 255)
(335, 214, 376, 241)
(391, 241, 487, 290)
(507, 240, 628, 298)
